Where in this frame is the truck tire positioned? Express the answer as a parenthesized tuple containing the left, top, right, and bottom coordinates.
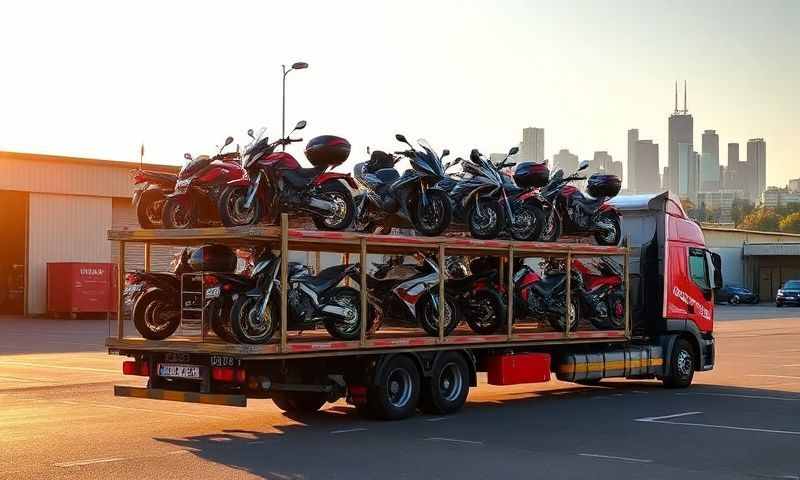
(663, 338, 695, 388)
(367, 355, 421, 420)
(421, 352, 470, 415)
(272, 391, 327, 413)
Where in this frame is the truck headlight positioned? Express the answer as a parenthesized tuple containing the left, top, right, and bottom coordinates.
(777, 289, 784, 296)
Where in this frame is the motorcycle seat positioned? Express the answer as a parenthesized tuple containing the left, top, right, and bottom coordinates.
(138, 170, 177, 185)
(282, 167, 321, 188)
(294, 264, 348, 294)
(446, 271, 497, 292)
(374, 168, 400, 185)
(532, 273, 565, 295)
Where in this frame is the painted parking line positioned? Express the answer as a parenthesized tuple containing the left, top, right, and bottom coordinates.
(425, 417, 450, 422)
(55, 457, 125, 468)
(578, 453, 653, 463)
(425, 437, 484, 446)
(635, 411, 800, 436)
(330, 428, 368, 435)
(677, 392, 800, 402)
(0, 361, 118, 374)
(747, 374, 800, 380)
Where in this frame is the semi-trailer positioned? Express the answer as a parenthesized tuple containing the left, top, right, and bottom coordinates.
(107, 192, 720, 420)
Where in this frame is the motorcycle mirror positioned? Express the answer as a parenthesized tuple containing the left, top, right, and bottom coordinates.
(294, 120, 307, 130)
(224, 136, 234, 147)
(395, 134, 408, 144)
(453, 157, 462, 166)
(441, 149, 450, 159)
(366, 146, 371, 154)
(578, 160, 590, 171)
(247, 128, 255, 139)
(184, 153, 192, 161)
(508, 146, 520, 156)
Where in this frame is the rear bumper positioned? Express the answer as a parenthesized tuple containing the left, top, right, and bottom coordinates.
(114, 385, 246, 407)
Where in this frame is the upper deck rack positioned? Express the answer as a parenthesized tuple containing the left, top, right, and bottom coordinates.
(107, 215, 631, 359)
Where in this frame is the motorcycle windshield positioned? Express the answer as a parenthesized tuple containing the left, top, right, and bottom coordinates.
(540, 169, 564, 197)
(411, 139, 445, 178)
(179, 155, 213, 179)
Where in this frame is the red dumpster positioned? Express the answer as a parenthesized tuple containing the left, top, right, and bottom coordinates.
(47, 262, 117, 316)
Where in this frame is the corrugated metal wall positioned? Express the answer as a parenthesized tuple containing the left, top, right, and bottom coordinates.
(27, 193, 113, 314)
(111, 198, 183, 272)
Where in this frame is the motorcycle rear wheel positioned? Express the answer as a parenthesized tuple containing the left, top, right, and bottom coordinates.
(162, 197, 197, 229)
(219, 186, 261, 227)
(594, 211, 622, 246)
(467, 198, 502, 239)
(136, 189, 165, 229)
(322, 287, 371, 340)
(312, 182, 355, 231)
(465, 289, 506, 334)
(546, 296, 580, 332)
(412, 190, 452, 236)
(132, 289, 180, 340)
(418, 289, 459, 337)
(230, 295, 278, 344)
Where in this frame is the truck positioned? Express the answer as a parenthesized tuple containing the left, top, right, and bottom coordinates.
(106, 192, 721, 420)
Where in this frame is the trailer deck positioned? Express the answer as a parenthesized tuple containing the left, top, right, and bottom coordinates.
(107, 215, 631, 359)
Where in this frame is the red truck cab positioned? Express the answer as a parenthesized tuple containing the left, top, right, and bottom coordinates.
(612, 192, 720, 377)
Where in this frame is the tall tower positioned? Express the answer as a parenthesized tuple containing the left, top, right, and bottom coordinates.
(668, 81, 693, 197)
(520, 127, 544, 163)
(627, 129, 639, 193)
(700, 130, 720, 191)
(747, 138, 767, 202)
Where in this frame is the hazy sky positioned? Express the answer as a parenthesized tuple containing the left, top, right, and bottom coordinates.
(1, 0, 797, 187)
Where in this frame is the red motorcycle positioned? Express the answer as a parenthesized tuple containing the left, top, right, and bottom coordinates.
(161, 136, 245, 229)
(131, 169, 177, 228)
(218, 121, 357, 230)
(572, 257, 625, 330)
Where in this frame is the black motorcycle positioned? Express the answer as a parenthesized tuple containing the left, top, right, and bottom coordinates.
(529, 161, 623, 245)
(224, 253, 365, 344)
(128, 248, 192, 340)
(444, 257, 507, 334)
(348, 255, 459, 337)
(353, 134, 452, 236)
(513, 258, 582, 332)
(447, 148, 544, 241)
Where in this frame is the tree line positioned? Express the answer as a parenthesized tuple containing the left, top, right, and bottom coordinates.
(686, 199, 800, 234)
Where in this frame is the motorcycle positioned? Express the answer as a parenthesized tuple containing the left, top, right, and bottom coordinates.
(128, 248, 193, 340)
(348, 254, 460, 337)
(444, 257, 507, 334)
(513, 257, 582, 332)
(352, 134, 452, 236)
(130, 169, 177, 229)
(161, 136, 244, 229)
(448, 148, 544, 241)
(222, 252, 366, 344)
(218, 121, 357, 231)
(524, 160, 623, 245)
(572, 257, 625, 330)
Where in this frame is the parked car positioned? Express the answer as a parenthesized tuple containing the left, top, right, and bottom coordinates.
(715, 285, 758, 305)
(776, 280, 800, 307)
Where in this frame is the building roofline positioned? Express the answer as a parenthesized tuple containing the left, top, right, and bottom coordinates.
(0, 150, 180, 172)
(701, 226, 800, 238)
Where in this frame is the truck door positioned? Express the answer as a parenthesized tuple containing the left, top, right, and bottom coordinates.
(666, 245, 714, 332)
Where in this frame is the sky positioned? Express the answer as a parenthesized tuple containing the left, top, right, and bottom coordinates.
(1, 0, 797, 187)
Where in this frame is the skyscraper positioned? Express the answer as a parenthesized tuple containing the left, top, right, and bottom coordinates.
(634, 139, 660, 193)
(668, 81, 693, 196)
(627, 129, 639, 190)
(552, 149, 578, 173)
(700, 130, 720, 191)
(520, 127, 544, 162)
(747, 138, 767, 202)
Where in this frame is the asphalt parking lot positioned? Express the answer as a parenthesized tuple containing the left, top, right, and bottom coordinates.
(1, 308, 799, 479)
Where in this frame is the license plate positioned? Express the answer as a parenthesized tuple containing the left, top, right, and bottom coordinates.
(125, 284, 143, 295)
(205, 286, 221, 298)
(158, 363, 201, 380)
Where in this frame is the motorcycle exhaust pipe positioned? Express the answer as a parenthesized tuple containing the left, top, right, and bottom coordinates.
(306, 197, 337, 215)
(319, 304, 352, 319)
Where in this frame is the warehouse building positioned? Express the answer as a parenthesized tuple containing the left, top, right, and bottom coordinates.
(0, 151, 179, 316)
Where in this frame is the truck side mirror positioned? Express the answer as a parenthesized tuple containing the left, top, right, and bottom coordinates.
(708, 251, 723, 289)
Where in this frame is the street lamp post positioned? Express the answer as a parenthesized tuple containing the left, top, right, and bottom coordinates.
(282, 61, 309, 149)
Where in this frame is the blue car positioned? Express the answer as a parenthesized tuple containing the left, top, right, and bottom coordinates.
(716, 285, 758, 305)
(776, 280, 800, 307)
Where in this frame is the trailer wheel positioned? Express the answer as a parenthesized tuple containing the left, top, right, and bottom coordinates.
(367, 355, 421, 420)
(663, 338, 695, 388)
(421, 352, 470, 415)
(272, 391, 327, 413)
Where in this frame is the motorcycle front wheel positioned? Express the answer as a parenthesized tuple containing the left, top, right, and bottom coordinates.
(312, 182, 355, 231)
(467, 198, 502, 239)
(219, 187, 261, 227)
(412, 190, 452, 236)
(161, 196, 197, 229)
(594, 211, 622, 246)
(230, 295, 279, 344)
(510, 203, 545, 241)
(417, 289, 459, 337)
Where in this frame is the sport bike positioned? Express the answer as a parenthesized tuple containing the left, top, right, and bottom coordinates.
(513, 258, 582, 332)
(130, 168, 177, 228)
(352, 134, 452, 236)
(128, 248, 192, 339)
(572, 257, 625, 330)
(218, 121, 357, 230)
(444, 256, 507, 334)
